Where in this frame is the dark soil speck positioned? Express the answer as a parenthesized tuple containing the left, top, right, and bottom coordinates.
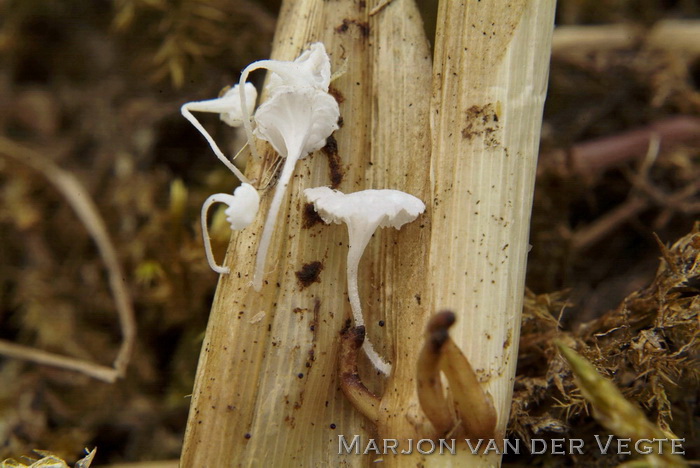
(296, 261, 324, 288)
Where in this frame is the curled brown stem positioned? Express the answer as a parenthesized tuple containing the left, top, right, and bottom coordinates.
(416, 311, 497, 440)
(439, 338, 497, 440)
(416, 311, 455, 435)
(338, 324, 380, 422)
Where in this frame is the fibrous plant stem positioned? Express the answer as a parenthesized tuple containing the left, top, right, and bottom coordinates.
(180, 0, 555, 466)
(428, 0, 556, 465)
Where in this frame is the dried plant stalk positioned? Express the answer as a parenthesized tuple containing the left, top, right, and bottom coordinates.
(180, 0, 431, 465)
(0, 137, 135, 383)
(181, 0, 555, 465)
(428, 0, 555, 464)
(552, 20, 700, 57)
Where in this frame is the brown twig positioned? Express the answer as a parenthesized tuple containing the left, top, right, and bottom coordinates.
(552, 20, 700, 57)
(0, 340, 123, 383)
(652, 233, 681, 277)
(627, 159, 700, 229)
(540, 116, 700, 177)
(570, 129, 700, 251)
(338, 324, 380, 422)
(0, 137, 136, 382)
(416, 311, 455, 435)
(570, 196, 649, 252)
(416, 311, 497, 440)
(369, 0, 393, 16)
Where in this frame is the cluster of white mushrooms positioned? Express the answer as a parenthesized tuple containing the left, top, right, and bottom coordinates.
(181, 43, 425, 375)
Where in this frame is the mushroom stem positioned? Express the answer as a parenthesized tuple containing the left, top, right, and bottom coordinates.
(362, 339, 390, 376)
(346, 223, 376, 327)
(201, 194, 233, 275)
(252, 148, 301, 291)
(238, 65, 261, 162)
(347, 222, 392, 375)
(180, 104, 250, 184)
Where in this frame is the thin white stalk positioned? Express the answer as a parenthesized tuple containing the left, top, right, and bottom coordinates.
(346, 225, 373, 327)
(251, 148, 299, 291)
(180, 104, 250, 184)
(201, 194, 233, 275)
(362, 334, 391, 376)
(347, 222, 391, 375)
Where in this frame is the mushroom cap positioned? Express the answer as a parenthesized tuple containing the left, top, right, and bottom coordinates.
(224, 183, 260, 230)
(267, 42, 331, 93)
(304, 187, 425, 230)
(219, 83, 258, 127)
(182, 83, 257, 128)
(254, 87, 339, 159)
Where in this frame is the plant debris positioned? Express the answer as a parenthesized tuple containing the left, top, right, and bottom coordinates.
(510, 225, 700, 465)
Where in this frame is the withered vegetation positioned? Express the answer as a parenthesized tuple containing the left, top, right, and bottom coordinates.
(0, 0, 698, 466)
(0, 0, 276, 463)
(513, 225, 699, 465)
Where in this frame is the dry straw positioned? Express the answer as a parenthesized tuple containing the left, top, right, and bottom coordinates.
(180, 0, 555, 466)
(0, 137, 136, 383)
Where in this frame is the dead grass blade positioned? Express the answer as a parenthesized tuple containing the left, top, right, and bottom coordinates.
(0, 137, 135, 383)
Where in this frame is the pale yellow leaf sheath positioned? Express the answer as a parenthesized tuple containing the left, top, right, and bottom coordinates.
(180, 1, 556, 466)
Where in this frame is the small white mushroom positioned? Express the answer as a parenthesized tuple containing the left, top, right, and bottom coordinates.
(181, 83, 258, 184)
(201, 183, 260, 275)
(304, 187, 426, 375)
(238, 42, 332, 161)
(237, 43, 339, 291)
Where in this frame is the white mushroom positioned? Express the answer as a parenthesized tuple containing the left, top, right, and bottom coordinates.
(181, 83, 258, 184)
(201, 183, 260, 275)
(238, 42, 332, 161)
(237, 43, 339, 291)
(304, 187, 426, 375)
